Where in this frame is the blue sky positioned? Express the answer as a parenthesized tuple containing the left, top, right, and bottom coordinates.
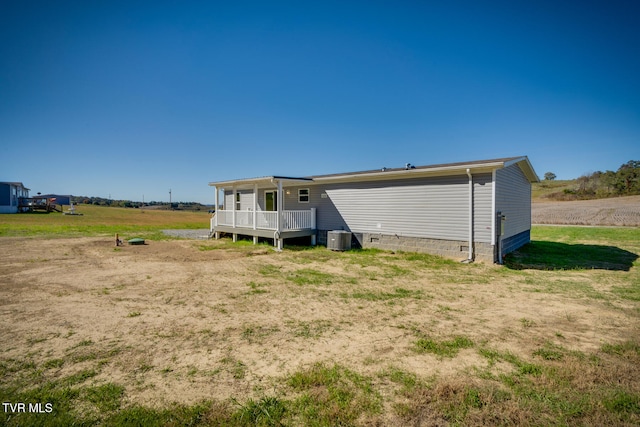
(1, 0, 638, 203)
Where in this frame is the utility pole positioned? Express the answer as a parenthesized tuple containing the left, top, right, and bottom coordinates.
(169, 189, 172, 210)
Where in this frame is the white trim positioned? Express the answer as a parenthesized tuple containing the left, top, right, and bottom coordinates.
(311, 165, 500, 184)
(502, 156, 527, 168)
(277, 180, 283, 232)
(208, 157, 539, 189)
(466, 169, 473, 261)
(232, 187, 237, 228)
(208, 176, 312, 188)
(253, 184, 258, 230)
(213, 186, 218, 228)
(298, 188, 310, 203)
(491, 169, 496, 246)
(503, 156, 539, 182)
(215, 209, 314, 231)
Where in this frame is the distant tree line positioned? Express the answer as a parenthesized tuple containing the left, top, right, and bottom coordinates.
(546, 160, 640, 200)
(70, 196, 208, 210)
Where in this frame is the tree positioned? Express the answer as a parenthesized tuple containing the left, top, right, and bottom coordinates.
(616, 160, 640, 194)
(619, 160, 640, 170)
(544, 172, 556, 181)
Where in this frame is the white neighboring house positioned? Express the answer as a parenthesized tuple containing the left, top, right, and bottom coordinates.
(0, 182, 30, 213)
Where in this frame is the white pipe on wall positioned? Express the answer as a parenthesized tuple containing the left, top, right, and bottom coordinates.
(466, 168, 474, 262)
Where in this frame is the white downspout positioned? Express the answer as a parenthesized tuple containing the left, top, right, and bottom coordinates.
(491, 170, 496, 247)
(491, 169, 498, 263)
(466, 168, 474, 262)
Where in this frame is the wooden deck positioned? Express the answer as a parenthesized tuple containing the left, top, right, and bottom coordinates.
(212, 225, 316, 239)
(210, 209, 316, 249)
(18, 197, 61, 213)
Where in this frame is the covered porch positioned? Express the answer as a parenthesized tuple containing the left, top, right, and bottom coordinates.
(209, 176, 316, 250)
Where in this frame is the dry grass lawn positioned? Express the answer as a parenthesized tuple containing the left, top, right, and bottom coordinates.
(1, 226, 639, 425)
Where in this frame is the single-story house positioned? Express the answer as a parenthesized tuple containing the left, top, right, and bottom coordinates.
(208, 156, 539, 263)
(37, 194, 72, 206)
(0, 182, 30, 214)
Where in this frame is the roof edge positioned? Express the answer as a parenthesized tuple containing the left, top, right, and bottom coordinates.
(209, 176, 313, 187)
(504, 156, 539, 183)
(208, 156, 540, 187)
(309, 157, 536, 183)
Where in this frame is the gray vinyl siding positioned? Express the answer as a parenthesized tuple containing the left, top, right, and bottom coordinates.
(223, 190, 254, 210)
(495, 163, 532, 240)
(285, 174, 493, 243)
(224, 192, 233, 209)
(321, 178, 466, 238)
(472, 173, 493, 243)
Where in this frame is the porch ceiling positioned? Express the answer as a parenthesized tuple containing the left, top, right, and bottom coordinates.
(208, 176, 312, 190)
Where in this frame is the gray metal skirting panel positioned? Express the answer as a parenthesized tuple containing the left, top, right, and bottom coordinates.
(501, 230, 531, 255)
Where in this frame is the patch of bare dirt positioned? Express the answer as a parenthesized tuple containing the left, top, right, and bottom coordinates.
(532, 195, 640, 226)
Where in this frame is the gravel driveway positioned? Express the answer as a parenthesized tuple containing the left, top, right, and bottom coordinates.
(162, 229, 211, 239)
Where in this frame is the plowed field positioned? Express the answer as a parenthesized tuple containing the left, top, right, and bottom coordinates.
(532, 195, 640, 226)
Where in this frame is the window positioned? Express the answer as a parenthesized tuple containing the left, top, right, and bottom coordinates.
(298, 188, 309, 203)
(235, 192, 241, 210)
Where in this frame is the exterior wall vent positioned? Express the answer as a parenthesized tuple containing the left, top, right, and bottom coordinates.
(327, 231, 352, 251)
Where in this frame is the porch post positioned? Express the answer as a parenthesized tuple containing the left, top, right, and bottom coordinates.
(277, 180, 283, 250)
(310, 207, 317, 246)
(253, 184, 258, 244)
(253, 184, 257, 230)
(277, 180, 283, 234)
(310, 208, 316, 230)
(214, 186, 218, 227)
(232, 186, 236, 228)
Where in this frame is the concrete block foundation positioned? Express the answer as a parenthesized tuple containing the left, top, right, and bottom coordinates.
(317, 230, 495, 262)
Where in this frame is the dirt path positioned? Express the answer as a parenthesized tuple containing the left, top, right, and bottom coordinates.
(532, 195, 640, 226)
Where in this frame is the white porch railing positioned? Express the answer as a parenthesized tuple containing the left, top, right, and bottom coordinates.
(257, 211, 278, 229)
(283, 210, 315, 230)
(212, 209, 315, 231)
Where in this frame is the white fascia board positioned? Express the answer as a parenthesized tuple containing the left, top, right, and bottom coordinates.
(310, 163, 504, 184)
(209, 176, 312, 189)
(504, 156, 540, 183)
(208, 177, 273, 188)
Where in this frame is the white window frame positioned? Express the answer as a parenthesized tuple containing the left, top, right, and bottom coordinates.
(298, 188, 310, 203)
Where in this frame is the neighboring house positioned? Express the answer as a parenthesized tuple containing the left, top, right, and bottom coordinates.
(208, 156, 539, 263)
(0, 182, 30, 214)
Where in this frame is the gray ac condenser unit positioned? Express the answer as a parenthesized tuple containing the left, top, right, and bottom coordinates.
(327, 230, 351, 251)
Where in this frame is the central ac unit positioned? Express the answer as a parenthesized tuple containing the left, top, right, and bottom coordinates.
(327, 230, 352, 251)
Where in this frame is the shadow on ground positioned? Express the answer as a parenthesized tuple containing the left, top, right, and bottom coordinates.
(505, 241, 638, 271)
